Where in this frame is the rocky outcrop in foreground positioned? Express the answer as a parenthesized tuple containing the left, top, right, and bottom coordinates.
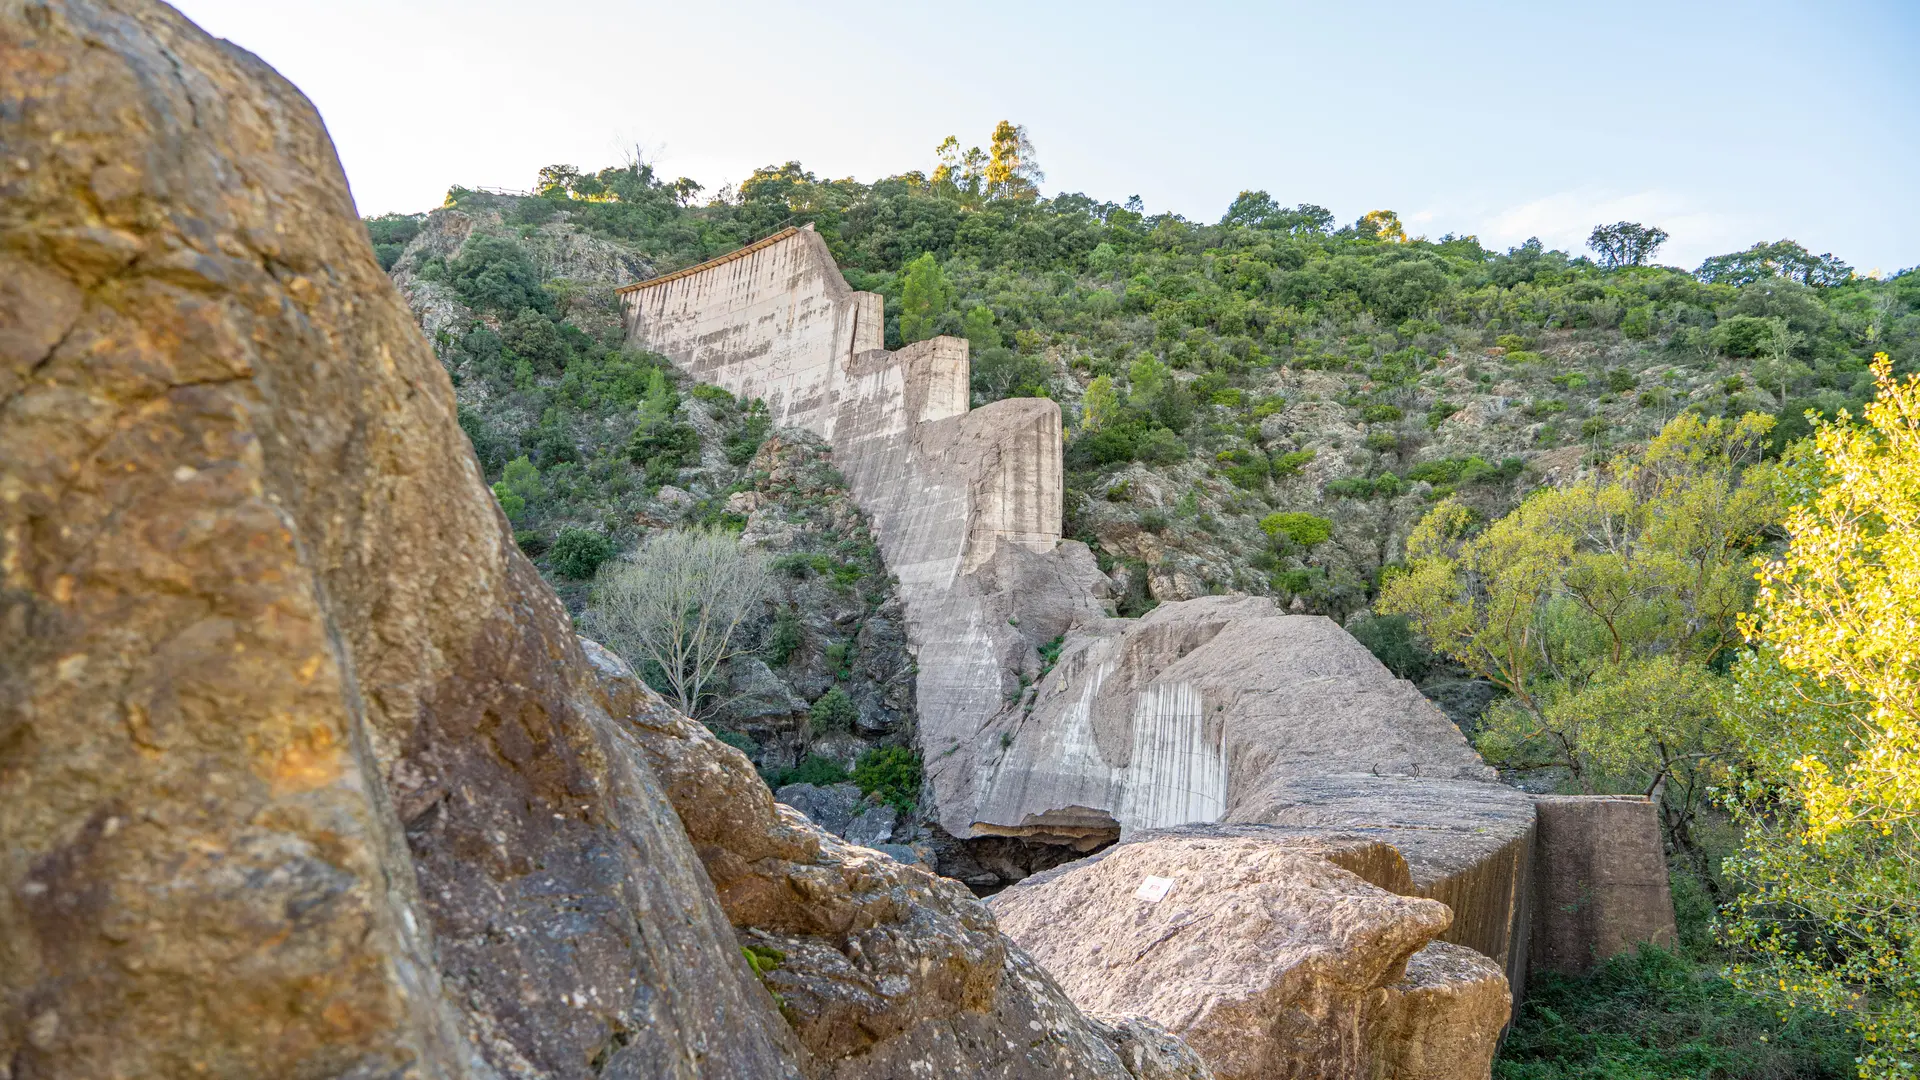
(992, 834, 1508, 1080)
(0, 3, 1203, 1076)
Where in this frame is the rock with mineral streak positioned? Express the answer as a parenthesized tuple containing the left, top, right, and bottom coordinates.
(969, 596, 1494, 847)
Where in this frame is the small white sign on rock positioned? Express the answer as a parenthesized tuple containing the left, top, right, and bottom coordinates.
(1134, 875, 1176, 903)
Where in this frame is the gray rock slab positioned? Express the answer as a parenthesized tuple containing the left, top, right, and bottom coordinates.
(844, 804, 898, 848)
(775, 782, 863, 836)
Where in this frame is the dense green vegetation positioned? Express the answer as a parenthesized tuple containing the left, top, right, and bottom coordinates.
(1497, 947, 1856, 1080)
(373, 124, 1919, 1077)
(413, 129, 1915, 626)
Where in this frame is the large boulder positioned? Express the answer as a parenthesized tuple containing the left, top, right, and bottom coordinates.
(990, 834, 1509, 1080)
(1228, 774, 1538, 999)
(967, 596, 1494, 844)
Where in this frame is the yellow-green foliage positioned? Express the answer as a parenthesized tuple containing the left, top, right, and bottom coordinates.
(1721, 355, 1919, 1077)
(1378, 411, 1779, 840)
(1259, 511, 1333, 547)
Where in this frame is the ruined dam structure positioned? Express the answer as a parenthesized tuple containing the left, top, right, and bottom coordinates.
(619, 224, 1113, 836)
(621, 229, 1681, 1018)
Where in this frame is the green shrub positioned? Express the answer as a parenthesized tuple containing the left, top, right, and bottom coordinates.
(1426, 400, 1461, 427)
(448, 235, 549, 315)
(771, 552, 832, 578)
(1271, 448, 1316, 477)
(1405, 455, 1521, 488)
(501, 307, 570, 376)
(457, 404, 510, 473)
(764, 610, 803, 665)
(1709, 313, 1776, 357)
(492, 482, 526, 522)
(491, 455, 541, 522)
(852, 746, 922, 813)
(1272, 567, 1319, 595)
(1348, 614, 1430, 681)
(822, 641, 852, 678)
(1037, 635, 1066, 676)
(1523, 398, 1568, 418)
(1216, 448, 1270, 489)
(1360, 404, 1403, 423)
(1259, 511, 1333, 547)
(711, 727, 760, 759)
(1364, 430, 1399, 453)
(741, 943, 785, 976)
(767, 754, 849, 788)
(808, 687, 858, 736)
(1324, 473, 1406, 499)
(364, 212, 422, 271)
(628, 420, 699, 472)
(513, 529, 549, 556)
(1606, 368, 1639, 393)
(550, 528, 614, 579)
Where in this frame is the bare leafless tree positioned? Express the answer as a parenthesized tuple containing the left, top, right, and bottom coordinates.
(584, 527, 772, 718)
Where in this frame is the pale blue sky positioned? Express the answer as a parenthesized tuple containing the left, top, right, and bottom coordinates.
(174, 0, 1918, 272)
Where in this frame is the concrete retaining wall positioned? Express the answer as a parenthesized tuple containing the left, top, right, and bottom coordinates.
(1529, 796, 1678, 976)
(621, 227, 1075, 834)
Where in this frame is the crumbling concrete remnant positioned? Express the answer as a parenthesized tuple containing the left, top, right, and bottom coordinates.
(622, 227, 1101, 842)
(1529, 796, 1679, 976)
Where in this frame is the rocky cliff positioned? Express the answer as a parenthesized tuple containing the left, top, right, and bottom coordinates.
(0, 4, 1208, 1077)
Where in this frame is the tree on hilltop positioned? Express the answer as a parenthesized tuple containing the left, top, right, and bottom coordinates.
(985, 121, 1043, 201)
(1587, 221, 1669, 269)
(1696, 239, 1854, 288)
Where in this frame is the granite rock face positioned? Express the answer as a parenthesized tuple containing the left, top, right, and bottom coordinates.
(991, 834, 1501, 1080)
(1230, 774, 1537, 999)
(0, 4, 801, 1078)
(1363, 943, 1509, 1080)
(589, 643, 1213, 1080)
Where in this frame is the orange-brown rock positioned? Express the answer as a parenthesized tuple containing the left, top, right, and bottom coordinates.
(0, 4, 785, 1076)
